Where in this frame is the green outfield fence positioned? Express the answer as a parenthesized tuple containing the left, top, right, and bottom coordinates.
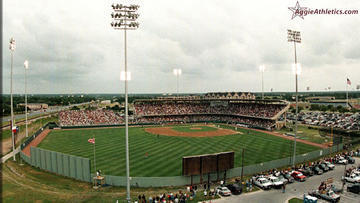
(20, 148, 91, 183)
(20, 122, 344, 187)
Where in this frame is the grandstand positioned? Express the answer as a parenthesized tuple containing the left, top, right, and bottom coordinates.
(58, 96, 290, 130)
(134, 98, 290, 130)
(59, 109, 123, 126)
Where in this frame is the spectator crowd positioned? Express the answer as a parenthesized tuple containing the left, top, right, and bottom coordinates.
(59, 101, 286, 129)
(135, 102, 286, 119)
(59, 109, 124, 126)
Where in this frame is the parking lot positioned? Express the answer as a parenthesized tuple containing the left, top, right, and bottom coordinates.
(214, 157, 359, 203)
(285, 112, 360, 131)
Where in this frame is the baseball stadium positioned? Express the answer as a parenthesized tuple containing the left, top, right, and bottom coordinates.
(17, 94, 336, 189)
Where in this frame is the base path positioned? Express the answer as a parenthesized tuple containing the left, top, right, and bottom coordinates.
(232, 125, 328, 149)
(22, 129, 51, 156)
(145, 126, 238, 137)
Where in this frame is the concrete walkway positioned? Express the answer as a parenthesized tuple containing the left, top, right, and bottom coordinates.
(1, 147, 20, 163)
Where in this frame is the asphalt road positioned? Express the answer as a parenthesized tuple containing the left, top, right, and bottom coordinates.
(1, 102, 91, 122)
(214, 157, 360, 203)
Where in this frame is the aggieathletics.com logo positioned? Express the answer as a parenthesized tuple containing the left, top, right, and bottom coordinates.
(288, 1, 359, 20)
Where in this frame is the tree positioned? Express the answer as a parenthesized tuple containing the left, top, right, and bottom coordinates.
(111, 105, 121, 111)
(310, 104, 320, 111)
(327, 105, 335, 112)
(71, 106, 80, 110)
(320, 105, 327, 112)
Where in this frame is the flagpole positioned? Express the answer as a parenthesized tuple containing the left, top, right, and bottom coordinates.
(346, 79, 349, 108)
(94, 137, 96, 175)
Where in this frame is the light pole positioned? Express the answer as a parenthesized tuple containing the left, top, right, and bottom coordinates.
(9, 38, 16, 161)
(259, 65, 265, 100)
(288, 29, 301, 167)
(173, 68, 182, 97)
(110, 4, 139, 202)
(24, 60, 29, 137)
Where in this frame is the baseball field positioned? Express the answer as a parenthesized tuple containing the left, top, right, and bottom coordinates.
(37, 124, 320, 177)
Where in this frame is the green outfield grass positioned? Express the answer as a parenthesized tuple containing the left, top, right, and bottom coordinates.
(38, 124, 320, 177)
(171, 125, 218, 132)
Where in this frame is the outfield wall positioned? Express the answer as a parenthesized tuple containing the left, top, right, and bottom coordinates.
(20, 122, 344, 187)
(20, 147, 91, 183)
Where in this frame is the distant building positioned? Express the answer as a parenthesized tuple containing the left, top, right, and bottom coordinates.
(204, 92, 256, 100)
(305, 96, 335, 101)
(100, 100, 111, 105)
(17, 103, 48, 111)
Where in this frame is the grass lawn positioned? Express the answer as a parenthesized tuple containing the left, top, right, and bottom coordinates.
(38, 124, 320, 177)
(288, 197, 303, 203)
(3, 159, 214, 203)
(171, 125, 218, 132)
(276, 123, 329, 144)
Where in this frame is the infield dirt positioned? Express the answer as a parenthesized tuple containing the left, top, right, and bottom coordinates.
(145, 126, 239, 137)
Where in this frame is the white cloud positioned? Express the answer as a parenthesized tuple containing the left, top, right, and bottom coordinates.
(2, 0, 360, 94)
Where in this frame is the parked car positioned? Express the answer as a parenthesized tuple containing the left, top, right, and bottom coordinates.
(323, 161, 335, 170)
(330, 185, 343, 194)
(311, 165, 323, 175)
(277, 175, 289, 185)
(226, 184, 242, 195)
(319, 163, 330, 172)
(253, 177, 272, 190)
(347, 183, 360, 194)
(345, 156, 355, 164)
(282, 173, 295, 183)
(352, 170, 360, 177)
(217, 187, 232, 196)
(342, 174, 360, 183)
(336, 157, 348, 165)
(299, 167, 314, 176)
(291, 171, 307, 182)
(268, 176, 284, 189)
(308, 190, 340, 202)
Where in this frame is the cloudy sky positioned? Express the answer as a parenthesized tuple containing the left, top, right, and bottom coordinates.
(2, 0, 360, 94)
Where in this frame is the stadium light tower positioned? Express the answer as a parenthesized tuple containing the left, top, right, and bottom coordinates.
(24, 60, 29, 137)
(288, 29, 301, 167)
(9, 38, 16, 161)
(110, 3, 139, 202)
(173, 68, 182, 97)
(259, 65, 265, 100)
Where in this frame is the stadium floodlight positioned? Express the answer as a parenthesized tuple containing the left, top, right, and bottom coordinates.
(259, 65, 265, 100)
(9, 38, 16, 161)
(173, 69, 182, 97)
(110, 4, 140, 202)
(24, 60, 29, 138)
(287, 29, 301, 167)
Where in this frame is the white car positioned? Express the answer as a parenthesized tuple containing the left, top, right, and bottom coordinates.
(352, 170, 360, 176)
(323, 161, 335, 170)
(254, 177, 272, 190)
(337, 157, 348, 165)
(342, 174, 360, 183)
(268, 176, 284, 188)
(217, 187, 231, 196)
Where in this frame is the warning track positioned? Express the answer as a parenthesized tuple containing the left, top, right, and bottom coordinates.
(22, 129, 51, 156)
